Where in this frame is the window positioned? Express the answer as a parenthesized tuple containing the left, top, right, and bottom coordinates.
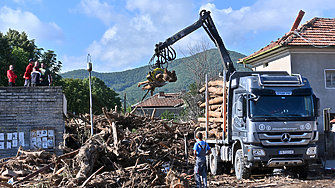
(325, 69, 335, 89)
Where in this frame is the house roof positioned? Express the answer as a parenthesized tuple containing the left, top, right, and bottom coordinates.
(239, 17, 335, 63)
(132, 92, 184, 108)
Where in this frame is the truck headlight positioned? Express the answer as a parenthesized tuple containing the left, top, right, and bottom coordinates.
(253, 149, 265, 156)
(306, 147, 317, 155)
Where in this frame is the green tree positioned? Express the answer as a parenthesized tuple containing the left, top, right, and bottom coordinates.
(5, 29, 36, 57)
(60, 77, 121, 115)
(83, 77, 121, 114)
(3, 29, 63, 85)
(0, 32, 15, 86)
(60, 78, 89, 115)
(11, 46, 30, 86)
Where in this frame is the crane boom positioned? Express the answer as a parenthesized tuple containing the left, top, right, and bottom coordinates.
(153, 10, 236, 80)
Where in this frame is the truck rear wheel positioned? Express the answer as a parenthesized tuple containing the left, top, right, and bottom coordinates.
(234, 149, 250, 180)
(209, 148, 222, 175)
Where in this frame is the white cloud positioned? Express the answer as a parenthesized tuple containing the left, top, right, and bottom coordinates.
(74, 0, 120, 26)
(61, 55, 87, 73)
(0, 6, 64, 45)
(199, 0, 335, 51)
(77, 0, 200, 72)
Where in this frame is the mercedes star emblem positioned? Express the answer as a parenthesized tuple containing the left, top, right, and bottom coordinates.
(281, 133, 291, 142)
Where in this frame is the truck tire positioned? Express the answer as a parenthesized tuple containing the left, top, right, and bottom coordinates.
(234, 149, 251, 180)
(209, 148, 222, 175)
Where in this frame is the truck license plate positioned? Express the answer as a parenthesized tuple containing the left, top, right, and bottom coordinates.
(279, 150, 294, 155)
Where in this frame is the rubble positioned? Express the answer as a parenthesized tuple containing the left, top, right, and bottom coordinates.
(1, 108, 196, 187)
(0, 108, 334, 187)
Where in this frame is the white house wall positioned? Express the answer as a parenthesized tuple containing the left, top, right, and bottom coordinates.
(290, 49, 335, 115)
(252, 51, 291, 74)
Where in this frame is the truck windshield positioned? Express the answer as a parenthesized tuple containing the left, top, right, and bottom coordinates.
(249, 95, 314, 118)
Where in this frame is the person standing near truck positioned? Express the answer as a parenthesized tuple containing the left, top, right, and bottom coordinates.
(193, 132, 211, 188)
(7, 65, 17, 87)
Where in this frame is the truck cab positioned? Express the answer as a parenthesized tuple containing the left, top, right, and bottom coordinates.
(215, 71, 320, 179)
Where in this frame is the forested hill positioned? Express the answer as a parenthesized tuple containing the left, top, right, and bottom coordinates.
(60, 49, 248, 105)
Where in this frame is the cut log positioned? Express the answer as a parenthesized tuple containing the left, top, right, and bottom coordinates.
(198, 80, 224, 93)
(208, 80, 223, 87)
(208, 111, 222, 118)
(209, 97, 223, 105)
(210, 105, 221, 111)
(198, 117, 223, 123)
(208, 87, 223, 95)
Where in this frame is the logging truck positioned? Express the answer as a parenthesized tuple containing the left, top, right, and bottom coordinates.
(198, 72, 320, 179)
(151, 10, 320, 179)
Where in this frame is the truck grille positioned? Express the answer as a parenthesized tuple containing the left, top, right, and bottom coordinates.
(258, 132, 312, 146)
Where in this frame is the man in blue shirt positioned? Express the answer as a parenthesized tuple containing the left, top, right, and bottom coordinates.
(193, 132, 211, 188)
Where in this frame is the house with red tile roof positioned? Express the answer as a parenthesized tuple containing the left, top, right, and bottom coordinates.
(238, 11, 335, 157)
(132, 91, 184, 118)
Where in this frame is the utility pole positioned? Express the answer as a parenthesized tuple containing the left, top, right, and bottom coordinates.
(124, 93, 126, 114)
(87, 54, 93, 136)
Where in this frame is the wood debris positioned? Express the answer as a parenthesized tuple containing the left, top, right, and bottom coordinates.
(0, 107, 333, 187)
(0, 109, 195, 187)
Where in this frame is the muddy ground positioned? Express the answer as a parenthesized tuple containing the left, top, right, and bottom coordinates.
(200, 164, 335, 188)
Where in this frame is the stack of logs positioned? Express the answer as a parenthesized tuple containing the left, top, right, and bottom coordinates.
(197, 78, 227, 139)
(0, 108, 196, 188)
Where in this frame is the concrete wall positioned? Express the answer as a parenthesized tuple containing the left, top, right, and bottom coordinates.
(290, 50, 335, 157)
(0, 86, 64, 158)
(290, 50, 335, 116)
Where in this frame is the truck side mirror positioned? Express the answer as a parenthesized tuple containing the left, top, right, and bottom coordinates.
(316, 97, 320, 117)
(237, 98, 243, 118)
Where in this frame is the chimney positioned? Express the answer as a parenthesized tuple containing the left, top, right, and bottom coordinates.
(158, 91, 165, 98)
(290, 10, 305, 31)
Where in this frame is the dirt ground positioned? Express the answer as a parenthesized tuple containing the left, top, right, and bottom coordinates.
(199, 164, 335, 188)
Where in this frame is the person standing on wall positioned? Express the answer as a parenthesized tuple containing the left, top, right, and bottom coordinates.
(7, 65, 17, 87)
(40, 63, 52, 86)
(193, 132, 211, 188)
(23, 59, 34, 86)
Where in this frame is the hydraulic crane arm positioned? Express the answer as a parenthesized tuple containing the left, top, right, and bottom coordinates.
(152, 10, 236, 80)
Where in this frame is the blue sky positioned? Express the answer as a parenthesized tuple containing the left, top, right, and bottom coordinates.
(1, 0, 335, 73)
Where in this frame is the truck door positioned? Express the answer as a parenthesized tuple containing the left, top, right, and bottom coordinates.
(233, 93, 246, 134)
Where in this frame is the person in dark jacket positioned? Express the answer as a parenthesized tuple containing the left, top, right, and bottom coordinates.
(31, 67, 42, 86)
(193, 132, 211, 188)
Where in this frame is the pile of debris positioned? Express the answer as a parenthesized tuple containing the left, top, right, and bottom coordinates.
(0, 108, 197, 188)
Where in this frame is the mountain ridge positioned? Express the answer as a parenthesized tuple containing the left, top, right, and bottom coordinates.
(60, 48, 248, 105)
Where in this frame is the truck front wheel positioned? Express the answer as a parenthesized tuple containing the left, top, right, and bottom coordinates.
(234, 149, 251, 180)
